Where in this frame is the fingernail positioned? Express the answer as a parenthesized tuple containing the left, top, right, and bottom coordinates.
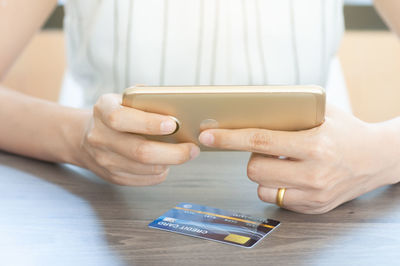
(160, 120, 176, 134)
(190, 146, 200, 160)
(199, 132, 214, 146)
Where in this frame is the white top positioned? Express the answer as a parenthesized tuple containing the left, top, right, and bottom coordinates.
(60, 0, 351, 111)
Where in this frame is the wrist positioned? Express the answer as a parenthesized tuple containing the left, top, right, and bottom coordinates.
(369, 117, 400, 186)
(59, 107, 92, 167)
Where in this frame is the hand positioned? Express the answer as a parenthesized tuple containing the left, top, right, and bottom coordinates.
(76, 94, 200, 186)
(199, 105, 400, 214)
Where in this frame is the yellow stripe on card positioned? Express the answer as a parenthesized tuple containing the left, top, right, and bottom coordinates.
(224, 234, 251, 245)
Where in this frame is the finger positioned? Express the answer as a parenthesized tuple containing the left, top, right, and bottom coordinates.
(106, 131, 200, 165)
(94, 93, 177, 135)
(247, 153, 311, 189)
(199, 128, 310, 159)
(94, 150, 169, 175)
(108, 168, 170, 186)
(115, 159, 169, 176)
(83, 154, 169, 186)
(257, 186, 335, 214)
(256, 186, 309, 212)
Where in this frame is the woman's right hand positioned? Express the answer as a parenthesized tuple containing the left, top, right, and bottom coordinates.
(76, 93, 200, 186)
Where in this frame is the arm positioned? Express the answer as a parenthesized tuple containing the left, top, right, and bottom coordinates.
(0, 87, 200, 186)
(374, 0, 400, 36)
(0, 88, 89, 164)
(0, 0, 66, 161)
(0, 0, 57, 78)
(0, 1, 199, 186)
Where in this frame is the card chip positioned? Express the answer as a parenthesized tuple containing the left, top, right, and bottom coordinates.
(224, 234, 251, 245)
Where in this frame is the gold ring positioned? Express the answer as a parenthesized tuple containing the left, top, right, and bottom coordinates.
(276, 188, 286, 207)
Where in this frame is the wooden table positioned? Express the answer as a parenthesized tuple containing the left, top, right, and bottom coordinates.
(1, 151, 400, 266)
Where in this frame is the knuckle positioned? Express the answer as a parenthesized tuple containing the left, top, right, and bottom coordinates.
(306, 167, 335, 191)
(308, 174, 328, 190)
(143, 117, 157, 134)
(309, 192, 332, 208)
(93, 94, 115, 117)
(247, 159, 261, 183)
(94, 153, 112, 168)
(152, 165, 169, 175)
(257, 186, 268, 202)
(141, 170, 169, 186)
(93, 95, 107, 115)
(151, 171, 169, 185)
(134, 142, 152, 163)
(86, 130, 103, 147)
(167, 145, 191, 165)
(307, 136, 334, 159)
(306, 145, 325, 159)
(107, 110, 121, 129)
(93, 102, 102, 118)
(174, 146, 191, 164)
(248, 131, 270, 151)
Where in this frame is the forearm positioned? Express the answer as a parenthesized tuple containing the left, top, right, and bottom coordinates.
(0, 0, 57, 78)
(374, 0, 400, 37)
(0, 86, 90, 165)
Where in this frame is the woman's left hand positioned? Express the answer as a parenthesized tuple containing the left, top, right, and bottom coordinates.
(199, 105, 400, 214)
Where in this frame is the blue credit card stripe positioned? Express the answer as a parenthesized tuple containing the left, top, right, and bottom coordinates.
(174, 206, 275, 229)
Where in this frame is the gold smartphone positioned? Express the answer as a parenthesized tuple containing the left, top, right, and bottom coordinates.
(122, 85, 325, 149)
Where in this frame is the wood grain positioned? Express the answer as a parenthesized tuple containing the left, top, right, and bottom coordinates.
(0, 151, 399, 266)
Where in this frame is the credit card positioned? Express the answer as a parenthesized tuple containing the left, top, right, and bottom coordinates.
(148, 203, 280, 248)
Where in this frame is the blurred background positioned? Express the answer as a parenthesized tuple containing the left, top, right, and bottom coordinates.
(3, 0, 400, 123)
